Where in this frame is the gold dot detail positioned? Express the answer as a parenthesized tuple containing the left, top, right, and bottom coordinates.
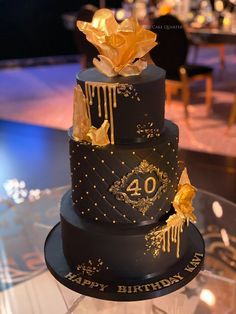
(153, 148, 156, 152)
(92, 167, 96, 171)
(112, 220, 116, 224)
(81, 211, 84, 214)
(94, 203, 97, 206)
(112, 170, 115, 174)
(78, 162, 80, 166)
(102, 178, 105, 181)
(93, 185, 96, 188)
(161, 155, 164, 158)
(104, 213, 107, 216)
(168, 143, 171, 146)
(123, 214, 126, 218)
(95, 217, 98, 220)
(121, 161, 125, 165)
(101, 160, 104, 163)
(84, 156, 87, 159)
(102, 196, 106, 199)
(85, 174, 88, 177)
(110, 151, 114, 155)
(86, 191, 89, 195)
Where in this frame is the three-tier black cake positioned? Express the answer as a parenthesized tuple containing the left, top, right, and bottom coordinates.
(44, 8, 204, 301)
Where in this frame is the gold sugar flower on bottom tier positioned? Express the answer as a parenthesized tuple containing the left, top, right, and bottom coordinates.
(77, 8, 157, 77)
(146, 168, 197, 258)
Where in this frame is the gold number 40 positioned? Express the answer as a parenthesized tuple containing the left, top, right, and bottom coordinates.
(126, 177, 157, 196)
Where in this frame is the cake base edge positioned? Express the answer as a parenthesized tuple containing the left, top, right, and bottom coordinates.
(44, 223, 205, 302)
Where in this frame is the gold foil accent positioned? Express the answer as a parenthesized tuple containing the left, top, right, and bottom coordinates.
(137, 122, 160, 139)
(76, 258, 105, 276)
(109, 160, 169, 214)
(87, 120, 110, 146)
(146, 168, 197, 258)
(77, 8, 157, 77)
(85, 81, 139, 145)
(72, 85, 91, 141)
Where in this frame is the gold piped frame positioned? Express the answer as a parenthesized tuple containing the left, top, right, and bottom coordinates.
(109, 160, 169, 214)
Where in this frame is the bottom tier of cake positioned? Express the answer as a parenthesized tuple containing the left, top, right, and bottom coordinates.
(44, 191, 205, 301)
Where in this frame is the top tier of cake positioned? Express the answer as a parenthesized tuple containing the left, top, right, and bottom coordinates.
(76, 65, 165, 144)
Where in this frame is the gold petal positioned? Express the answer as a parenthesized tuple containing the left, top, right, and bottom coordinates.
(72, 85, 91, 141)
(118, 59, 147, 77)
(91, 9, 118, 35)
(87, 120, 110, 146)
(77, 9, 157, 77)
(118, 16, 137, 32)
(178, 168, 191, 186)
(93, 55, 117, 77)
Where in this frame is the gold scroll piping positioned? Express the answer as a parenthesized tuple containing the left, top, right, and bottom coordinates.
(145, 168, 197, 258)
(109, 160, 169, 214)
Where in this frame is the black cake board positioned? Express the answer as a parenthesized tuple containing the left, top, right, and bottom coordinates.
(44, 223, 205, 302)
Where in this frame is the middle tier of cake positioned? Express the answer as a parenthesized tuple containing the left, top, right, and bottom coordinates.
(70, 120, 179, 225)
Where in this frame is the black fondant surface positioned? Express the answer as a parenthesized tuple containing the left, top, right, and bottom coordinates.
(76, 65, 166, 143)
(61, 191, 197, 279)
(45, 214, 205, 301)
(70, 120, 179, 224)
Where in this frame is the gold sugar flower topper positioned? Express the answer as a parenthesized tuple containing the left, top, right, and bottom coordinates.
(77, 8, 157, 77)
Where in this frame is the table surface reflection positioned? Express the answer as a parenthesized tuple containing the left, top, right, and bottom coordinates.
(0, 186, 236, 313)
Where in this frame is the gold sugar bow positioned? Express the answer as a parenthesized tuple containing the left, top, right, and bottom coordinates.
(77, 8, 157, 77)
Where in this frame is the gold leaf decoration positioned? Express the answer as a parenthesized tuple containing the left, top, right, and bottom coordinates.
(77, 8, 157, 77)
(72, 84, 91, 141)
(146, 168, 197, 258)
(77, 258, 105, 276)
(87, 120, 110, 146)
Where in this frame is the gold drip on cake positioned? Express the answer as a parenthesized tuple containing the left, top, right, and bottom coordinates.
(84, 82, 140, 145)
(145, 168, 197, 258)
(85, 81, 119, 144)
